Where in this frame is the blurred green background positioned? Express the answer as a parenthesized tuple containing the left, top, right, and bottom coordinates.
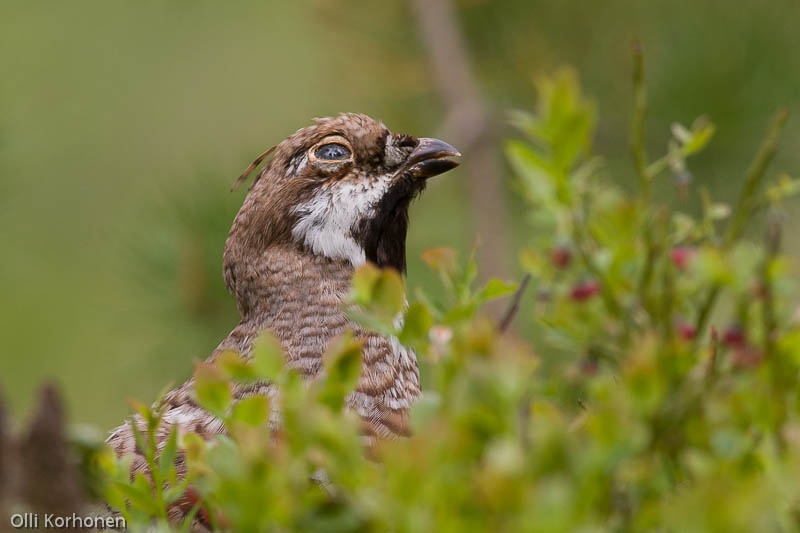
(1, 0, 798, 429)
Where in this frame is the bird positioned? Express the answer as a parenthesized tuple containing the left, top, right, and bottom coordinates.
(106, 113, 460, 482)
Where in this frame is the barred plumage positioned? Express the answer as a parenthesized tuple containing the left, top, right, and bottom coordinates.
(107, 114, 459, 516)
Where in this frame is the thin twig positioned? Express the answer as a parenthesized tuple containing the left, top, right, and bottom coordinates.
(661, 251, 676, 350)
(693, 108, 789, 339)
(636, 222, 657, 307)
(705, 326, 719, 384)
(693, 285, 721, 347)
(498, 274, 531, 333)
(724, 108, 789, 246)
(761, 212, 781, 361)
(573, 218, 624, 318)
(761, 212, 786, 454)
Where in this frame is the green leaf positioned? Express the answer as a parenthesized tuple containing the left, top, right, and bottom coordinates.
(350, 262, 382, 305)
(459, 253, 479, 298)
(671, 122, 693, 144)
(690, 248, 735, 286)
(671, 212, 696, 242)
(532, 68, 596, 173)
(216, 349, 257, 382)
(193, 362, 231, 417)
(181, 432, 206, 464)
(508, 109, 539, 137)
(231, 396, 270, 427)
(101, 461, 132, 513)
(162, 476, 192, 506)
(371, 268, 405, 323)
(344, 307, 396, 337)
(158, 425, 179, 481)
(478, 278, 518, 302)
(672, 119, 715, 157)
(683, 119, 716, 155)
(252, 331, 286, 382)
(398, 302, 434, 347)
(129, 420, 149, 462)
(127, 399, 151, 421)
(766, 173, 800, 204)
(349, 264, 406, 328)
(505, 140, 556, 205)
(318, 331, 363, 409)
(114, 474, 160, 515)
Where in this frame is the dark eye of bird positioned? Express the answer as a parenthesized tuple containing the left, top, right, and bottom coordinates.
(315, 143, 351, 161)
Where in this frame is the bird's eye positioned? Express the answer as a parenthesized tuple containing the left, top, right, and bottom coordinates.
(314, 143, 351, 161)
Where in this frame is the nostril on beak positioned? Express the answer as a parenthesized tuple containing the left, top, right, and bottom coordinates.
(401, 137, 461, 180)
(407, 138, 461, 166)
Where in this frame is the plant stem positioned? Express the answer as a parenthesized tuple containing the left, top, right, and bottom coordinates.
(693, 108, 789, 338)
(705, 327, 719, 384)
(761, 212, 785, 454)
(693, 285, 721, 344)
(637, 216, 656, 309)
(498, 274, 531, 333)
(724, 108, 789, 246)
(572, 210, 623, 319)
(761, 212, 781, 361)
(661, 256, 676, 352)
(630, 40, 659, 320)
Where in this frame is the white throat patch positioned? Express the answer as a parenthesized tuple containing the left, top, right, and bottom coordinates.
(291, 176, 392, 266)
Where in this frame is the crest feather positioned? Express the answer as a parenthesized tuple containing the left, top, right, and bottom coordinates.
(231, 146, 276, 191)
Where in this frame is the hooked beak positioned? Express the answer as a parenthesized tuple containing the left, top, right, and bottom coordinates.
(404, 137, 461, 180)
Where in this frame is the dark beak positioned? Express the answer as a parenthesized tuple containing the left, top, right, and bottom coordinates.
(404, 137, 461, 179)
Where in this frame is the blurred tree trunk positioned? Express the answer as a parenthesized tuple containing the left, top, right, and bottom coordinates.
(410, 0, 512, 287)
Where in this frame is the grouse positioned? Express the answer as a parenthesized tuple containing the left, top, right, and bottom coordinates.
(107, 113, 459, 478)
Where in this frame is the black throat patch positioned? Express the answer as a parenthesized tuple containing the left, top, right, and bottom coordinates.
(354, 177, 424, 273)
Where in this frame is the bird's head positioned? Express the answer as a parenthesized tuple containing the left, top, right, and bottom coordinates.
(224, 113, 460, 291)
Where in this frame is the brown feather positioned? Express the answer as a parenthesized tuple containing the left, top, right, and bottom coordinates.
(107, 113, 458, 528)
(230, 145, 276, 191)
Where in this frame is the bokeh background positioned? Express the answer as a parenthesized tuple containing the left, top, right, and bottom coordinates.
(1, 0, 798, 429)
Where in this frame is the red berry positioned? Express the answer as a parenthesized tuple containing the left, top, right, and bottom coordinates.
(570, 280, 600, 301)
(670, 247, 695, 270)
(722, 325, 746, 347)
(550, 246, 572, 269)
(676, 321, 696, 340)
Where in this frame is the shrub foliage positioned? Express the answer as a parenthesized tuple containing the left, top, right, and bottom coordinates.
(87, 52, 800, 531)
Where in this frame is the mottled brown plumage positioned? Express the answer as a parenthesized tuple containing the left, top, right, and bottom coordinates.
(107, 114, 459, 494)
